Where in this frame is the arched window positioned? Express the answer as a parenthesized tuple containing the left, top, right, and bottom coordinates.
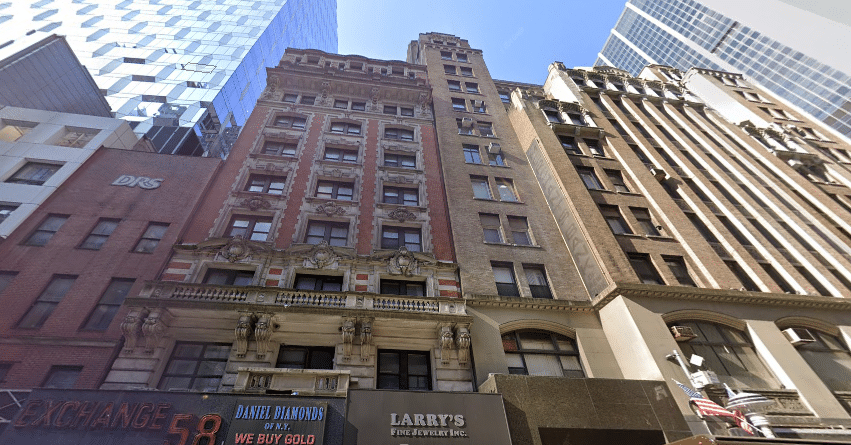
(787, 327, 851, 391)
(671, 321, 778, 388)
(502, 330, 584, 377)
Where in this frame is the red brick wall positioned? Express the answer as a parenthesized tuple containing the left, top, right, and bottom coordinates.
(421, 124, 455, 262)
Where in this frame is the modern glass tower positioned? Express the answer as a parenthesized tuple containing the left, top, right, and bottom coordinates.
(0, 0, 337, 157)
(597, 0, 851, 140)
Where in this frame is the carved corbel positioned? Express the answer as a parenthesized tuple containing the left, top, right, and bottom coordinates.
(439, 323, 454, 365)
(234, 313, 254, 358)
(254, 313, 273, 359)
(456, 325, 471, 365)
(360, 318, 373, 361)
(341, 317, 356, 361)
(142, 308, 168, 354)
(120, 307, 149, 353)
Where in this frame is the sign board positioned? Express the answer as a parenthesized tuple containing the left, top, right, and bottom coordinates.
(344, 390, 512, 445)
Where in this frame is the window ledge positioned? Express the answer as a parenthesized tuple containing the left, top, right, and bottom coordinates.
(645, 235, 677, 242)
(318, 159, 363, 167)
(378, 165, 423, 174)
(483, 241, 541, 249)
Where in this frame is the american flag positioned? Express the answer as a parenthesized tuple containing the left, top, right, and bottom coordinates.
(673, 380, 735, 418)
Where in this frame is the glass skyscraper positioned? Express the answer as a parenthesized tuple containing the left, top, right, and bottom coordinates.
(0, 0, 337, 157)
(597, 0, 851, 140)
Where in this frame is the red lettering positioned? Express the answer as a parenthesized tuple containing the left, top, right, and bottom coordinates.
(71, 401, 99, 429)
(234, 433, 254, 444)
(149, 403, 171, 430)
(258, 434, 268, 444)
(191, 413, 221, 445)
(111, 402, 139, 429)
(32, 400, 63, 427)
(90, 402, 114, 429)
(307, 435, 315, 445)
(165, 413, 193, 445)
(132, 403, 154, 429)
(13, 400, 42, 427)
(55, 401, 80, 428)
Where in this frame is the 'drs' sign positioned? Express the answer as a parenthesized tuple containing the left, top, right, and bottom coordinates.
(111, 174, 163, 190)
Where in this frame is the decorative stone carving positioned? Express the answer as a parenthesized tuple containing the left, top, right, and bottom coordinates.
(439, 324, 454, 365)
(387, 207, 417, 222)
(456, 325, 471, 365)
(306, 240, 337, 269)
(254, 314, 272, 359)
(142, 309, 167, 354)
(360, 318, 373, 361)
(341, 317, 356, 361)
(234, 313, 254, 358)
(370, 87, 380, 105)
(417, 91, 432, 118)
(389, 247, 417, 276)
(261, 75, 279, 100)
(241, 195, 272, 211)
(321, 81, 332, 106)
(220, 235, 253, 262)
(120, 308, 148, 353)
(315, 201, 347, 217)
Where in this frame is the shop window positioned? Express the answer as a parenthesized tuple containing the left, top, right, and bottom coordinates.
(381, 226, 422, 251)
(18, 275, 76, 328)
(79, 218, 120, 250)
(245, 174, 286, 195)
(226, 215, 272, 241)
(25, 214, 68, 246)
(316, 180, 354, 201)
(6, 162, 62, 185)
(502, 330, 583, 377)
(204, 269, 254, 286)
(377, 350, 431, 390)
(276, 346, 335, 369)
(305, 221, 348, 247)
(380, 280, 425, 296)
(134, 222, 169, 253)
(82, 278, 135, 330)
(492, 262, 519, 297)
(383, 186, 418, 206)
(324, 147, 359, 163)
(42, 366, 83, 389)
(158, 342, 231, 392)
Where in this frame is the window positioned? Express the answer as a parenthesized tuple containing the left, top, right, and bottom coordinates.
(383, 105, 398, 115)
(384, 127, 414, 141)
(300, 95, 315, 105)
(790, 328, 851, 391)
(465, 82, 478, 93)
(7, 162, 61, 185)
(576, 167, 603, 190)
(323, 147, 358, 163)
(544, 110, 562, 123)
(499, 91, 510, 103)
(471, 176, 491, 199)
(294, 274, 343, 291)
(628, 253, 664, 284)
(0, 203, 19, 223)
(507, 216, 532, 245)
(472, 100, 486, 113)
(276, 346, 334, 369)
(503, 331, 583, 377)
(488, 151, 505, 166)
(631, 207, 661, 236)
(380, 280, 425, 296)
(273, 115, 307, 129)
(664, 256, 696, 286)
(245, 174, 286, 194)
(600, 205, 632, 235)
(725, 260, 760, 291)
(673, 321, 778, 388)
(456, 53, 468, 63)
(440, 51, 452, 60)
(333, 99, 348, 109)
(401, 107, 414, 117)
(524, 266, 552, 299)
(559, 136, 581, 155)
(447, 80, 461, 91)
(566, 112, 585, 126)
(443, 65, 456, 75)
(480, 213, 503, 243)
(478, 122, 494, 137)
(226, 215, 273, 241)
(134, 222, 169, 253)
(383, 186, 418, 206)
(495, 178, 518, 202)
(316, 181, 354, 201)
(586, 140, 604, 156)
(605, 170, 629, 192)
(452, 98, 467, 111)
(283, 94, 298, 103)
(381, 226, 422, 251)
(0, 121, 36, 142)
(204, 269, 254, 286)
(56, 129, 98, 148)
(79, 218, 119, 250)
(82, 278, 135, 330)
(262, 141, 297, 156)
(18, 275, 76, 328)
(492, 263, 519, 297)
(463, 144, 481, 163)
(25, 214, 68, 246)
(305, 221, 348, 246)
(378, 350, 431, 390)
(384, 153, 416, 168)
(459, 66, 473, 77)
(0, 363, 10, 382)
(351, 102, 366, 111)
(159, 342, 231, 392)
(0, 271, 17, 295)
(457, 118, 474, 135)
(330, 122, 361, 135)
(43, 366, 82, 389)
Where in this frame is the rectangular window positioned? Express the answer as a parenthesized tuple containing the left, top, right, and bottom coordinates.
(0, 203, 19, 223)
(283, 94, 298, 103)
(383, 186, 418, 206)
(381, 226, 422, 252)
(0, 363, 11, 382)
(380, 280, 425, 296)
(384, 128, 414, 141)
(567, 112, 585, 126)
(463, 144, 482, 163)
(761, 263, 794, 293)
(383, 105, 398, 115)
(600, 205, 632, 235)
(628, 253, 664, 285)
(664, 256, 696, 287)
(384, 153, 416, 168)
(507, 216, 532, 245)
(316, 181, 354, 201)
(262, 141, 297, 156)
(204, 269, 254, 286)
(79, 218, 120, 250)
(559, 136, 581, 155)
(448, 80, 461, 91)
(300, 96, 316, 105)
(465, 82, 478, 93)
(0, 271, 17, 295)
(56, 129, 98, 148)
(305, 221, 348, 247)
(245, 174, 286, 194)
(456, 53, 468, 63)
(351, 102, 366, 111)
(400, 107, 414, 117)
(134, 222, 169, 253)
(18, 275, 76, 328)
(7, 162, 62, 185)
(524, 266, 552, 299)
(26, 214, 68, 246)
(495, 178, 518, 202)
(631, 207, 661, 236)
(440, 51, 453, 60)
(452, 98, 467, 111)
(477, 122, 494, 137)
(492, 263, 520, 297)
(544, 110, 562, 123)
(577, 167, 603, 190)
(226, 215, 273, 241)
(457, 118, 474, 135)
(480, 213, 503, 243)
(459, 66, 473, 77)
(443, 65, 456, 75)
(472, 100, 486, 113)
(82, 278, 135, 330)
(0, 121, 36, 142)
(333, 99, 348, 109)
(276, 346, 335, 369)
(377, 350, 430, 390)
(725, 260, 760, 291)
(605, 170, 629, 192)
(488, 151, 506, 166)
(323, 147, 358, 164)
(330, 122, 361, 135)
(43, 366, 82, 389)
(273, 115, 307, 129)
(499, 92, 510, 103)
(294, 274, 343, 291)
(158, 342, 231, 392)
(471, 176, 492, 199)
(586, 139, 604, 156)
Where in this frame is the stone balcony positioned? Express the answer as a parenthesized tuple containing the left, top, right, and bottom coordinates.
(234, 368, 350, 397)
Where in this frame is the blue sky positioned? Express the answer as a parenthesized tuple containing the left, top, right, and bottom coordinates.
(338, 0, 628, 85)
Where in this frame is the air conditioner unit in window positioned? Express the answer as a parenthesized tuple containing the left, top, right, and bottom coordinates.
(460, 117, 474, 128)
(650, 167, 669, 181)
(782, 327, 816, 346)
(472, 100, 484, 108)
(690, 370, 720, 389)
(670, 325, 697, 342)
(487, 142, 502, 154)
